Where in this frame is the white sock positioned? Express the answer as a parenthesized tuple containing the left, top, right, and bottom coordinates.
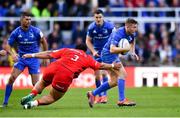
(31, 100, 38, 107)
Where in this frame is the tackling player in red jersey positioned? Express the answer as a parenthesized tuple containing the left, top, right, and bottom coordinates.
(20, 44, 121, 109)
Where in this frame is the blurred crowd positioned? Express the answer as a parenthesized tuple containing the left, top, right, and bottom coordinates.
(0, 0, 180, 67)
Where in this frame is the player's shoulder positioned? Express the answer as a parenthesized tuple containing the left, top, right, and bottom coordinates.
(117, 27, 125, 34)
(87, 22, 96, 30)
(12, 26, 21, 33)
(112, 26, 125, 38)
(9, 26, 21, 36)
(104, 20, 114, 28)
(30, 25, 41, 32)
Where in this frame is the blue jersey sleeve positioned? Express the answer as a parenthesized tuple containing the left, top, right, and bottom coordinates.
(8, 30, 17, 46)
(34, 27, 43, 40)
(108, 22, 115, 33)
(110, 32, 120, 46)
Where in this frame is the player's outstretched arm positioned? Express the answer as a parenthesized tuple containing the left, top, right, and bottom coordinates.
(0, 50, 7, 56)
(99, 63, 121, 70)
(22, 51, 53, 59)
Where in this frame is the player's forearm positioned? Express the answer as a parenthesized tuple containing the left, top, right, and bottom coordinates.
(110, 45, 130, 54)
(5, 44, 16, 56)
(99, 63, 121, 70)
(31, 51, 53, 59)
(129, 42, 135, 53)
(99, 63, 114, 70)
(86, 37, 96, 54)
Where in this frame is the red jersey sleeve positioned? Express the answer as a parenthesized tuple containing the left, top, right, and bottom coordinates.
(50, 48, 66, 59)
(87, 55, 101, 70)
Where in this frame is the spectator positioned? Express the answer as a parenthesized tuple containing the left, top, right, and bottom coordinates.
(41, 3, 52, 17)
(47, 23, 62, 49)
(72, 23, 86, 44)
(31, 0, 40, 17)
(158, 37, 172, 65)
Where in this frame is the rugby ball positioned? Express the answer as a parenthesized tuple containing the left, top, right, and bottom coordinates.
(118, 38, 130, 54)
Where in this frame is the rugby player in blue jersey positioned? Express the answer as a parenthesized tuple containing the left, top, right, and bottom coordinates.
(86, 9, 115, 103)
(87, 18, 139, 108)
(2, 12, 48, 107)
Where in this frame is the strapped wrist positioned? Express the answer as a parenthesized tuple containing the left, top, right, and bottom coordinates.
(111, 63, 114, 68)
(32, 54, 35, 58)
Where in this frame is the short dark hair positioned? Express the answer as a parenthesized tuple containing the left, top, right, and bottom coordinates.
(75, 44, 87, 52)
(21, 12, 32, 18)
(125, 18, 138, 25)
(94, 9, 104, 15)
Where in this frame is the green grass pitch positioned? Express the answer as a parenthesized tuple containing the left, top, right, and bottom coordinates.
(0, 87, 180, 117)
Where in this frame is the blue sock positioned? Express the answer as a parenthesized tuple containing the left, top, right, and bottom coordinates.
(95, 79, 101, 96)
(100, 77, 108, 96)
(3, 84, 13, 104)
(92, 82, 110, 96)
(118, 79, 125, 101)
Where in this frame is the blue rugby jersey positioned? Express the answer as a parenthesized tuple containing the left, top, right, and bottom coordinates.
(87, 20, 114, 53)
(102, 26, 137, 55)
(8, 25, 43, 56)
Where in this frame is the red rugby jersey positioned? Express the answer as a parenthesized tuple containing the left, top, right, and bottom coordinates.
(50, 48, 101, 76)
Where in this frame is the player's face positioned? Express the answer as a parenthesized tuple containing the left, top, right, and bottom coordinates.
(94, 13, 104, 26)
(126, 24, 138, 35)
(21, 16, 31, 28)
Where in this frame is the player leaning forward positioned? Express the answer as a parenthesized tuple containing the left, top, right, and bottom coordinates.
(20, 44, 121, 109)
(87, 18, 139, 108)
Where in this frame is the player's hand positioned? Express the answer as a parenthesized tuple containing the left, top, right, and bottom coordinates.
(112, 63, 122, 70)
(130, 53, 139, 61)
(12, 54, 19, 62)
(0, 50, 7, 56)
(22, 54, 33, 58)
(93, 51, 100, 57)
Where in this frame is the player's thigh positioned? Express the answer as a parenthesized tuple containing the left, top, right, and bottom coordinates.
(107, 69, 119, 86)
(52, 68, 73, 93)
(94, 70, 102, 80)
(118, 63, 127, 79)
(50, 87, 65, 101)
(27, 59, 40, 74)
(13, 60, 26, 73)
(42, 64, 57, 85)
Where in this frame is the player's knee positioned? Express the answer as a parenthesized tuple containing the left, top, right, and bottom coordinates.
(51, 93, 61, 102)
(32, 80, 38, 86)
(8, 74, 17, 84)
(122, 71, 127, 79)
(95, 75, 101, 80)
(109, 80, 117, 87)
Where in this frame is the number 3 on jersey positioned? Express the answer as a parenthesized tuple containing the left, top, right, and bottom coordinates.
(71, 55, 79, 61)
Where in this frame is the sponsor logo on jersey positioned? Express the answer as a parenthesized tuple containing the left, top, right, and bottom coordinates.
(29, 33, 34, 38)
(18, 34, 22, 38)
(93, 30, 97, 33)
